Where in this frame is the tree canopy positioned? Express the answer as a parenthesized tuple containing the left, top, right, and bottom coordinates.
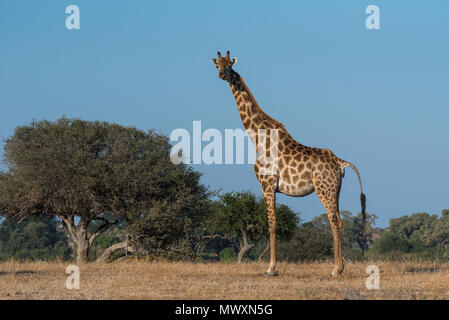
(0, 118, 209, 262)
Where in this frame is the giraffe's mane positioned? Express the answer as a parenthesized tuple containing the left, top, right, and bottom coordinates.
(238, 75, 295, 139)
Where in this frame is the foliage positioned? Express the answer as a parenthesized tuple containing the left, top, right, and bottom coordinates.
(213, 192, 266, 241)
(219, 247, 237, 262)
(209, 191, 299, 262)
(304, 211, 378, 259)
(389, 212, 437, 240)
(367, 210, 449, 261)
(343, 212, 378, 256)
(0, 118, 209, 262)
(0, 217, 72, 261)
(370, 232, 413, 254)
(277, 225, 333, 261)
(127, 167, 210, 261)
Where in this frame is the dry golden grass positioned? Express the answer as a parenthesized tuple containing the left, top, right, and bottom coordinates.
(1, 260, 449, 300)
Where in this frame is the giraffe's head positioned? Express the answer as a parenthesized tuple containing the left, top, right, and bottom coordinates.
(211, 51, 237, 81)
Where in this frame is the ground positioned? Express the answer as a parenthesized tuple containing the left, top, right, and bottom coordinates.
(0, 260, 448, 300)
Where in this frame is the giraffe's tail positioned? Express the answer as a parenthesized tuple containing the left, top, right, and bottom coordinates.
(340, 160, 367, 231)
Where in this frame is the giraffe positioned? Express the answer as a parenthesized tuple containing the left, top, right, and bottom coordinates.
(212, 51, 367, 277)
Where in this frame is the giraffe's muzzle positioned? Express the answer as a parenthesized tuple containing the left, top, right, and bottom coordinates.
(219, 72, 227, 80)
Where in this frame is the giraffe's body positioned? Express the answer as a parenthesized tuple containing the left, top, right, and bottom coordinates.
(212, 51, 366, 276)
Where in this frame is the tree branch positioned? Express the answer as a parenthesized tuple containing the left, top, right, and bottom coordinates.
(201, 234, 227, 240)
(59, 215, 78, 242)
(88, 219, 118, 246)
(257, 240, 270, 262)
(96, 240, 135, 262)
(237, 229, 254, 263)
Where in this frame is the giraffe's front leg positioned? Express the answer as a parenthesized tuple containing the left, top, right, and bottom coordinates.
(255, 160, 279, 276)
(263, 191, 277, 276)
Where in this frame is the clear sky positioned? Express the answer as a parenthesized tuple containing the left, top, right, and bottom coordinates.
(1, 1, 448, 227)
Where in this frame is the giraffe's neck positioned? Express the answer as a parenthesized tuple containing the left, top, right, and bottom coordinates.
(226, 69, 286, 143)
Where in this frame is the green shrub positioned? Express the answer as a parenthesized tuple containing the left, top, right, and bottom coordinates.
(219, 247, 237, 262)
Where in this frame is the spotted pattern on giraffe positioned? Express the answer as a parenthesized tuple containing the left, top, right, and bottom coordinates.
(212, 51, 367, 277)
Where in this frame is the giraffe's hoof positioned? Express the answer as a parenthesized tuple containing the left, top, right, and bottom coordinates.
(330, 272, 340, 278)
(330, 267, 344, 278)
(264, 271, 278, 277)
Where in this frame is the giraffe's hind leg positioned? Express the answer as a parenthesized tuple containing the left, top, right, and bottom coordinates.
(312, 171, 344, 277)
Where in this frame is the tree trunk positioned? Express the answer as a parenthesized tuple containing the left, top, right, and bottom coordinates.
(237, 230, 253, 263)
(96, 240, 135, 262)
(257, 240, 270, 262)
(74, 218, 90, 263)
(60, 215, 116, 263)
(76, 238, 90, 263)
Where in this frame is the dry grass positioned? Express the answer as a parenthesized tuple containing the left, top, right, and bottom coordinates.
(1, 260, 449, 300)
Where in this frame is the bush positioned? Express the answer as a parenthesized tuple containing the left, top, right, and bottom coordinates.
(219, 247, 237, 262)
(277, 226, 333, 262)
(0, 217, 72, 261)
(370, 233, 412, 254)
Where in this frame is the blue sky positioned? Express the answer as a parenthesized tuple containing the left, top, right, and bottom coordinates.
(0, 1, 448, 227)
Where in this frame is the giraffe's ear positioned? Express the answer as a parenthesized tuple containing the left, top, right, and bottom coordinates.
(211, 58, 218, 67)
(231, 58, 237, 66)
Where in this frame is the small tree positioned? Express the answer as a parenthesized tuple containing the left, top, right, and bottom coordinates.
(212, 191, 298, 263)
(343, 212, 377, 256)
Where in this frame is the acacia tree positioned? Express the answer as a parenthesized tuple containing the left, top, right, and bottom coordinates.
(0, 118, 202, 262)
(213, 192, 298, 263)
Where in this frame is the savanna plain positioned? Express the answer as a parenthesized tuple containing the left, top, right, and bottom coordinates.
(1, 260, 449, 300)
